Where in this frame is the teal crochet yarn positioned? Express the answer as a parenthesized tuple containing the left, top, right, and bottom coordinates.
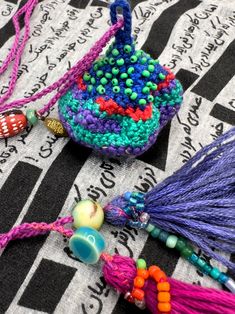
(58, 0, 183, 157)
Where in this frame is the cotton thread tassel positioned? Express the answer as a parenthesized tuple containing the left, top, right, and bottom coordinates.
(104, 128, 235, 272)
(101, 254, 235, 314)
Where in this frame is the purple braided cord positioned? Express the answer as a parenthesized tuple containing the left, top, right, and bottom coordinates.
(0, 0, 38, 105)
(0, 216, 74, 249)
(0, 0, 124, 115)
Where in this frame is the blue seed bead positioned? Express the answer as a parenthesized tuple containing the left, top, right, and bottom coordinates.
(196, 257, 207, 269)
(145, 223, 155, 233)
(69, 227, 105, 264)
(124, 191, 132, 200)
(158, 231, 169, 243)
(151, 227, 161, 238)
(210, 267, 221, 280)
(189, 253, 199, 265)
(218, 273, 229, 284)
(202, 264, 212, 275)
(136, 202, 145, 211)
(130, 197, 137, 205)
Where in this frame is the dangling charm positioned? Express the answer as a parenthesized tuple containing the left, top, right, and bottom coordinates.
(0, 110, 27, 138)
(44, 117, 68, 137)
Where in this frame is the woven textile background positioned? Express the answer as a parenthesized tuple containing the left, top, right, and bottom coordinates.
(0, 0, 234, 313)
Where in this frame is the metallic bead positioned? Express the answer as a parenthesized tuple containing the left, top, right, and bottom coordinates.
(225, 278, 235, 293)
(139, 212, 150, 223)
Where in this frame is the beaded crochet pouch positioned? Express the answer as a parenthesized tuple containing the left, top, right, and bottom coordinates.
(58, 0, 183, 157)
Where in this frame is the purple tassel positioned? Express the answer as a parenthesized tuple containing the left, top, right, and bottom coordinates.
(104, 128, 235, 272)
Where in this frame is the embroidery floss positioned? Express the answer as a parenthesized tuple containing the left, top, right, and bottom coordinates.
(0, 218, 235, 314)
(0, 0, 183, 157)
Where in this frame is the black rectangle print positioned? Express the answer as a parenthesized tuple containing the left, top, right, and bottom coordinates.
(0, 142, 90, 313)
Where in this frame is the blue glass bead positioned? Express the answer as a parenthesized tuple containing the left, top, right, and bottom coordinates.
(210, 267, 221, 280)
(129, 197, 137, 205)
(136, 203, 145, 211)
(189, 253, 199, 265)
(151, 227, 161, 238)
(202, 264, 212, 275)
(123, 206, 132, 216)
(218, 273, 229, 284)
(124, 192, 132, 200)
(196, 257, 207, 269)
(158, 231, 169, 243)
(69, 227, 105, 264)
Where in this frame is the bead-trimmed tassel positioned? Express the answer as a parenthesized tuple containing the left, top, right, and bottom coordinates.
(101, 254, 235, 314)
(104, 128, 235, 272)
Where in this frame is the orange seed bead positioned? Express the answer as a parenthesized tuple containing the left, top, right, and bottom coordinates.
(153, 270, 167, 282)
(158, 302, 171, 312)
(158, 292, 171, 302)
(149, 265, 161, 277)
(131, 288, 145, 301)
(157, 282, 170, 292)
(137, 269, 149, 280)
(134, 276, 145, 288)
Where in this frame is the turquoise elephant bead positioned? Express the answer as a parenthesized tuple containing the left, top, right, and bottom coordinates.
(72, 200, 104, 230)
(69, 226, 105, 264)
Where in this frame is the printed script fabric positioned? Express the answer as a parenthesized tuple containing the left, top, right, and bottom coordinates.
(0, 0, 234, 313)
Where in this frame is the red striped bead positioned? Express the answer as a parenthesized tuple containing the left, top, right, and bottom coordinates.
(0, 110, 27, 139)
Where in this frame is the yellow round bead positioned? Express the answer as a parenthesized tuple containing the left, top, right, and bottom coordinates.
(72, 200, 104, 230)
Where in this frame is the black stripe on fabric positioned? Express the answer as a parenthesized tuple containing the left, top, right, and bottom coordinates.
(138, 122, 171, 171)
(0, 161, 42, 232)
(18, 259, 77, 313)
(5, 0, 18, 4)
(176, 69, 199, 91)
(68, 0, 89, 9)
(91, 0, 108, 7)
(141, 0, 201, 59)
(210, 103, 235, 126)
(192, 39, 235, 101)
(0, 142, 91, 313)
(112, 235, 180, 314)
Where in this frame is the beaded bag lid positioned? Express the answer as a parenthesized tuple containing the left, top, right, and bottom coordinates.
(58, 0, 183, 157)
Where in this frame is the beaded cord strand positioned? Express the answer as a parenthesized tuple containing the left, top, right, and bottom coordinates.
(0, 0, 124, 115)
(1, 217, 235, 314)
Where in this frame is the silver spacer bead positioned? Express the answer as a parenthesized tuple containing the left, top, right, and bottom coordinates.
(225, 278, 235, 294)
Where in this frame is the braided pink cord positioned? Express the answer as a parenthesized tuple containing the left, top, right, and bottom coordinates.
(0, 216, 74, 249)
(0, 0, 38, 105)
(0, 0, 124, 115)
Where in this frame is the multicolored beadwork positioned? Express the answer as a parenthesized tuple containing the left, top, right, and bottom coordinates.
(0, 110, 27, 138)
(58, 1, 183, 157)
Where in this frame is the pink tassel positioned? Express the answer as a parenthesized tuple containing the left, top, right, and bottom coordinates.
(101, 254, 235, 314)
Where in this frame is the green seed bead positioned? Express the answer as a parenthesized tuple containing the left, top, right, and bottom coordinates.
(112, 67, 119, 75)
(120, 73, 128, 79)
(87, 85, 93, 92)
(103, 57, 109, 64)
(158, 231, 169, 243)
(151, 227, 161, 238)
(136, 258, 147, 270)
(145, 223, 155, 233)
(109, 58, 115, 65)
(140, 57, 147, 64)
(130, 55, 138, 63)
(148, 64, 155, 72)
(181, 245, 194, 259)
(159, 72, 166, 80)
(96, 70, 103, 77)
(116, 58, 125, 66)
(125, 88, 132, 96)
(155, 59, 160, 64)
(112, 78, 119, 86)
(148, 95, 154, 102)
(26, 109, 38, 126)
(196, 257, 207, 269)
(83, 72, 91, 81)
(90, 77, 96, 85)
(175, 238, 187, 251)
(151, 83, 158, 91)
(149, 59, 157, 65)
(97, 59, 104, 66)
(105, 72, 112, 79)
(127, 67, 135, 75)
(210, 267, 221, 280)
(93, 64, 99, 71)
(166, 235, 178, 248)
(112, 48, 119, 56)
(100, 77, 108, 85)
(130, 92, 138, 100)
(135, 50, 142, 58)
(139, 98, 147, 105)
(142, 70, 150, 78)
(142, 86, 150, 94)
(97, 85, 105, 94)
(202, 264, 212, 275)
(124, 44, 132, 53)
(126, 78, 133, 87)
(113, 86, 120, 93)
(146, 81, 152, 87)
